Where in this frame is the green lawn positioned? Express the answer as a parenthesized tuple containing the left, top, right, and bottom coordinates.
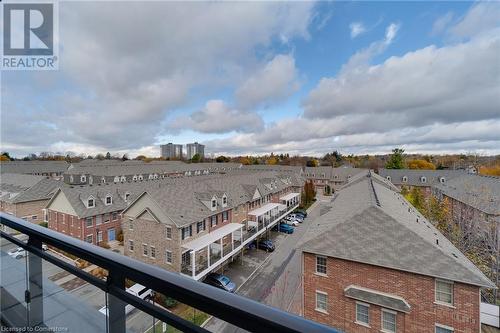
(145, 305, 209, 333)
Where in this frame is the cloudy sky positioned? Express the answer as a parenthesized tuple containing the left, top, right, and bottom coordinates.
(2, 1, 500, 158)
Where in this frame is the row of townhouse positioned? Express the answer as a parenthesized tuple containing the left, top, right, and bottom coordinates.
(303, 166, 366, 192)
(0, 161, 69, 178)
(45, 170, 304, 280)
(300, 171, 496, 333)
(121, 171, 303, 280)
(63, 159, 242, 185)
(0, 174, 61, 225)
(378, 168, 468, 196)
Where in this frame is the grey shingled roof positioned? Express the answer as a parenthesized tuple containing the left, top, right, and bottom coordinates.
(0, 173, 61, 203)
(304, 166, 366, 182)
(0, 161, 69, 174)
(433, 174, 500, 215)
(50, 170, 303, 224)
(301, 170, 495, 289)
(378, 168, 466, 186)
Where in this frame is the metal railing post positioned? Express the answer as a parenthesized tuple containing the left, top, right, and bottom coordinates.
(107, 271, 126, 333)
(27, 236, 44, 327)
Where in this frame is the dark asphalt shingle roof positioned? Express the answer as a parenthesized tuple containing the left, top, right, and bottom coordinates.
(378, 168, 466, 186)
(0, 161, 69, 174)
(0, 174, 61, 203)
(301, 170, 495, 289)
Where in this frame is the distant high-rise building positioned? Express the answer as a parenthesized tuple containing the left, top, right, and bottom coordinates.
(186, 142, 205, 160)
(160, 143, 183, 159)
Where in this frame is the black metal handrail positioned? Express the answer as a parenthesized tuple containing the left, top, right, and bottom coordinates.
(0, 213, 340, 333)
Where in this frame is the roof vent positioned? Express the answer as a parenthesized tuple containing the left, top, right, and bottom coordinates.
(436, 239, 439, 246)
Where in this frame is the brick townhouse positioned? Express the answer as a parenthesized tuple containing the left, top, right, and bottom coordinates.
(304, 166, 366, 193)
(0, 174, 61, 226)
(122, 171, 303, 280)
(64, 159, 242, 185)
(300, 170, 495, 333)
(378, 168, 467, 196)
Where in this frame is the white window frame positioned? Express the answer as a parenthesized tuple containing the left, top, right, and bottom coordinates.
(85, 235, 93, 244)
(87, 196, 95, 208)
(315, 255, 327, 275)
(97, 231, 103, 243)
(165, 250, 172, 264)
(211, 198, 217, 209)
(105, 195, 112, 206)
(129, 220, 134, 231)
(166, 226, 172, 240)
(80, 175, 86, 183)
(128, 240, 134, 252)
(355, 302, 370, 327)
(421, 176, 427, 183)
(402, 176, 408, 182)
(381, 309, 397, 333)
(85, 217, 93, 228)
(435, 323, 454, 333)
(142, 243, 148, 256)
(435, 279, 454, 306)
(315, 291, 328, 313)
(150, 246, 156, 259)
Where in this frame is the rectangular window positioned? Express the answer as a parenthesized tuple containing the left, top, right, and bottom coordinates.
(181, 226, 192, 240)
(382, 310, 396, 333)
(166, 250, 172, 264)
(166, 226, 172, 240)
(96, 215, 102, 225)
(435, 280, 453, 305)
(356, 303, 370, 326)
(129, 240, 134, 252)
(150, 246, 156, 259)
(85, 218, 93, 228)
(142, 244, 148, 256)
(197, 221, 205, 233)
(32, 215, 37, 220)
(315, 291, 328, 312)
(435, 324, 454, 333)
(85, 235, 93, 243)
(316, 256, 327, 275)
(97, 231, 103, 242)
(129, 221, 133, 230)
(222, 211, 228, 221)
(104, 214, 110, 223)
(211, 215, 217, 227)
(112, 212, 118, 220)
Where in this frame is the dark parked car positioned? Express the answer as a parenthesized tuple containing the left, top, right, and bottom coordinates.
(294, 209, 307, 217)
(277, 223, 294, 234)
(251, 239, 275, 252)
(203, 273, 237, 293)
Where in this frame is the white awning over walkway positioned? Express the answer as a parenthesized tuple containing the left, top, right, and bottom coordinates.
(248, 203, 281, 217)
(280, 192, 300, 201)
(182, 223, 243, 252)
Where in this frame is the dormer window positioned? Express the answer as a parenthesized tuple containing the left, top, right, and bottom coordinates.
(101, 177, 106, 183)
(440, 177, 446, 183)
(114, 176, 120, 183)
(402, 176, 408, 182)
(132, 175, 138, 181)
(386, 176, 391, 181)
(138, 175, 144, 180)
(120, 176, 126, 182)
(149, 174, 154, 180)
(211, 198, 217, 209)
(80, 175, 86, 182)
(125, 192, 130, 202)
(89, 176, 93, 185)
(87, 197, 95, 208)
(70, 175, 74, 183)
(222, 195, 227, 206)
(105, 195, 112, 205)
(421, 176, 427, 183)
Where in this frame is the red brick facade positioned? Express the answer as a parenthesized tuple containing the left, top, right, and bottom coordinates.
(303, 253, 481, 333)
(47, 209, 122, 245)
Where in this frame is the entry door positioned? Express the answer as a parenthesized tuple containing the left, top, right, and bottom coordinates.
(108, 228, 116, 241)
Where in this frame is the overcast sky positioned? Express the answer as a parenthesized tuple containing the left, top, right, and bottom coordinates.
(2, 1, 500, 158)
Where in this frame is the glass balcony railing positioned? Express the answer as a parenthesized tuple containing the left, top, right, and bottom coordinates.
(2, 211, 338, 333)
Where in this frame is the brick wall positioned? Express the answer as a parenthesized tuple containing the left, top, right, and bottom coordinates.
(0, 199, 49, 224)
(303, 253, 480, 333)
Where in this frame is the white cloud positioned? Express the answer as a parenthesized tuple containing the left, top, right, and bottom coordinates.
(431, 12, 454, 36)
(168, 100, 263, 134)
(450, 2, 500, 38)
(235, 54, 300, 109)
(349, 22, 366, 38)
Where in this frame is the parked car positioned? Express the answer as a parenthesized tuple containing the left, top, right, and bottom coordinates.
(277, 223, 294, 234)
(285, 219, 299, 227)
(42, 244, 48, 251)
(250, 239, 275, 252)
(99, 283, 152, 316)
(294, 209, 308, 217)
(8, 247, 27, 259)
(203, 273, 237, 293)
(288, 214, 304, 223)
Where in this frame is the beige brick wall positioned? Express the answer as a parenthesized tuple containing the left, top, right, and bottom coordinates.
(1, 199, 49, 224)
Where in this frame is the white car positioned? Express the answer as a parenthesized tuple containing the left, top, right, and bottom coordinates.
(8, 247, 27, 259)
(288, 214, 304, 223)
(285, 219, 299, 227)
(99, 283, 152, 317)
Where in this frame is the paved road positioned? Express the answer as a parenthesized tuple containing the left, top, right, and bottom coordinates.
(204, 199, 327, 333)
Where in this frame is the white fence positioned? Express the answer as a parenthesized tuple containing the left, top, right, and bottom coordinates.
(481, 302, 499, 328)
